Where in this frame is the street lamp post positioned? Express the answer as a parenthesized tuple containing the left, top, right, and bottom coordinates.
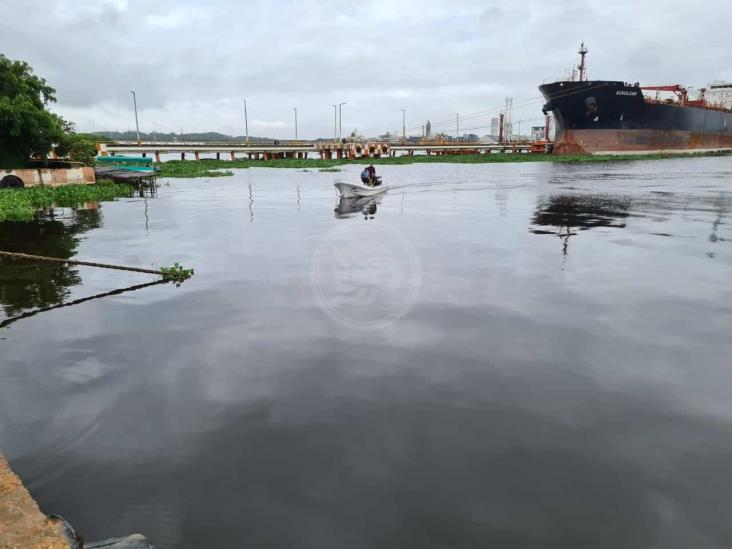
(130, 90, 141, 145)
(293, 107, 298, 140)
(332, 104, 337, 141)
(456, 112, 459, 141)
(242, 99, 249, 144)
(338, 102, 346, 140)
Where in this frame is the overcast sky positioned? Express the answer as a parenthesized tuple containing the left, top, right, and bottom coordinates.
(2, 0, 730, 138)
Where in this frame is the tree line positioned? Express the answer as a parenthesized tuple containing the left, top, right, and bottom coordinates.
(0, 54, 96, 168)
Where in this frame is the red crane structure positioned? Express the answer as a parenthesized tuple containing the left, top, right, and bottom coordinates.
(640, 85, 689, 104)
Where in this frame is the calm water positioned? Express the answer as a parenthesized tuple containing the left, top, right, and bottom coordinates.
(1, 158, 732, 548)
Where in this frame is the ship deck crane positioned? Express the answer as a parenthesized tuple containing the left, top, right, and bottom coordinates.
(640, 85, 688, 103)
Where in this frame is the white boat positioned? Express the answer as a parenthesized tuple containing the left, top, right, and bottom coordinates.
(334, 180, 388, 198)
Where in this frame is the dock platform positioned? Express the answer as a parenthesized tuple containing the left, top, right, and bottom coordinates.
(99, 140, 536, 161)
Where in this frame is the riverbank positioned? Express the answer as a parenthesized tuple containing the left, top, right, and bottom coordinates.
(0, 452, 70, 548)
(155, 150, 732, 178)
(0, 180, 133, 222)
(0, 453, 155, 548)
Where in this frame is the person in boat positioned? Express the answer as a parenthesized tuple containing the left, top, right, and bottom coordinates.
(360, 167, 371, 185)
(366, 164, 380, 186)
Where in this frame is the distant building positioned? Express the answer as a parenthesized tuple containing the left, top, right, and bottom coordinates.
(531, 126, 546, 140)
(425, 120, 432, 137)
(490, 117, 499, 137)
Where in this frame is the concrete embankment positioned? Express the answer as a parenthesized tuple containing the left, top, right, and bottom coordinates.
(0, 452, 155, 548)
(0, 453, 71, 548)
(1, 166, 95, 188)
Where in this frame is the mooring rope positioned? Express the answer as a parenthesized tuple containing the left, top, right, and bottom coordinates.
(0, 279, 166, 330)
(0, 251, 164, 276)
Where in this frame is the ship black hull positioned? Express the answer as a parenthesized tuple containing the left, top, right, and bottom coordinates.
(539, 81, 732, 154)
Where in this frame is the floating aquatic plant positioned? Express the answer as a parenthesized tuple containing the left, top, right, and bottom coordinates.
(0, 180, 133, 222)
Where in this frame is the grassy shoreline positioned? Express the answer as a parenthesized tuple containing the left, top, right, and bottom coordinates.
(156, 150, 732, 178)
(0, 180, 134, 222)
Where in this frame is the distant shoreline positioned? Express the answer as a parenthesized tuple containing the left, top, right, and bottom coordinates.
(154, 150, 732, 178)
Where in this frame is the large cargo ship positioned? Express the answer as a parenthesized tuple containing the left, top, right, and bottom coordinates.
(539, 44, 732, 154)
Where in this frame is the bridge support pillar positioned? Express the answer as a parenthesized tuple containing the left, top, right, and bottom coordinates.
(194, 151, 200, 161)
(216, 152, 220, 160)
(155, 151, 161, 162)
(142, 152, 147, 158)
(181, 152, 185, 160)
(336, 149, 343, 159)
(231, 151, 235, 160)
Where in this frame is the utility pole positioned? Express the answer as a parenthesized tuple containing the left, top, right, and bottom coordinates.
(293, 107, 298, 140)
(456, 112, 459, 141)
(242, 99, 249, 144)
(338, 102, 346, 139)
(130, 90, 141, 145)
(504, 97, 513, 142)
(401, 108, 406, 141)
(332, 104, 337, 140)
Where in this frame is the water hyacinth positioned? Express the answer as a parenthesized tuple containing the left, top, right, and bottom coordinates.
(0, 180, 133, 222)
(155, 150, 732, 178)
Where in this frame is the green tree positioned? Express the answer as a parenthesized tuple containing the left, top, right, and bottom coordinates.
(55, 127, 98, 166)
(0, 54, 66, 168)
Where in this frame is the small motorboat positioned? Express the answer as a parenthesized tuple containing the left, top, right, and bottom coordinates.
(334, 179, 388, 198)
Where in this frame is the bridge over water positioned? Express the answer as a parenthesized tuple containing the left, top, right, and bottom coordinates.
(100, 140, 538, 161)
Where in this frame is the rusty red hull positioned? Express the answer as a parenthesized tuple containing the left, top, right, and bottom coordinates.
(553, 129, 732, 155)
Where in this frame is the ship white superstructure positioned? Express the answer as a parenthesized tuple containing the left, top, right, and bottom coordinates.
(705, 82, 732, 109)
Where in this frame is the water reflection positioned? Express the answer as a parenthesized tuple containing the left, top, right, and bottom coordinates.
(4, 159, 732, 549)
(0, 208, 102, 317)
(334, 195, 382, 220)
(530, 194, 631, 256)
(0, 279, 166, 330)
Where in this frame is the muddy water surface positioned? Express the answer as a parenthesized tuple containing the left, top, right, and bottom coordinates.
(1, 157, 731, 548)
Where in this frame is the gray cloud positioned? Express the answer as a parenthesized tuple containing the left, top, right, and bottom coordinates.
(1, 0, 730, 137)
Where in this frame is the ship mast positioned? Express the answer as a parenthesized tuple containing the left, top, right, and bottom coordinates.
(578, 42, 588, 82)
